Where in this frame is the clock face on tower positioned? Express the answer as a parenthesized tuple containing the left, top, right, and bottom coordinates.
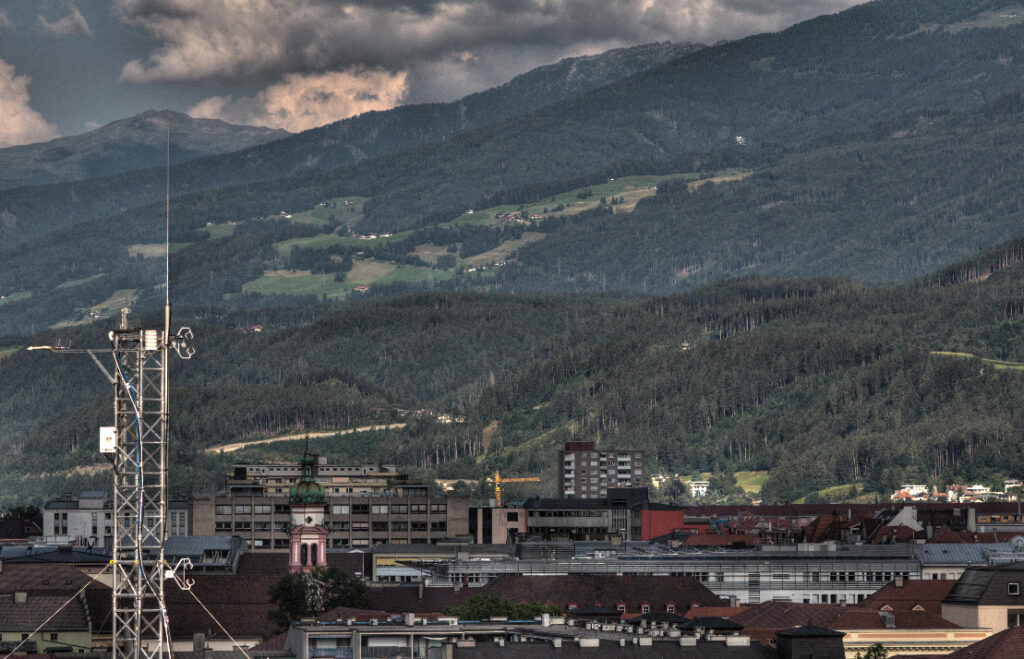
(306, 516, 313, 524)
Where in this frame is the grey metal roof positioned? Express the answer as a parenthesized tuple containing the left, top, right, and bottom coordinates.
(164, 536, 236, 556)
(373, 543, 516, 556)
(80, 491, 107, 499)
(943, 568, 995, 604)
(914, 543, 1010, 565)
(0, 545, 109, 563)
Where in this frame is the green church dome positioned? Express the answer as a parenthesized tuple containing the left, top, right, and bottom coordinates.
(289, 447, 326, 504)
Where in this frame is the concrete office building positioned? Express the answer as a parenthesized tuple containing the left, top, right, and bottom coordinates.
(191, 454, 468, 550)
(558, 441, 646, 498)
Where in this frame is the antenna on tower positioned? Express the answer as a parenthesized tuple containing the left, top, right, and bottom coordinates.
(26, 115, 194, 659)
(165, 121, 171, 344)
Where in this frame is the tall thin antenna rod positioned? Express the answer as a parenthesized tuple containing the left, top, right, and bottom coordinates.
(165, 122, 171, 310)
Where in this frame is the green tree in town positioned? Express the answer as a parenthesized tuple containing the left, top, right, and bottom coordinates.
(267, 565, 370, 630)
(443, 595, 562, 620)
(855, 642, 887, 659)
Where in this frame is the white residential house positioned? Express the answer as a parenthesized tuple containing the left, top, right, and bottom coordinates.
(687, 480, 710, 497)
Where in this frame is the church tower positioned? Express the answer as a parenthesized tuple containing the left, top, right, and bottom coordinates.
(288, 448, 328, 572)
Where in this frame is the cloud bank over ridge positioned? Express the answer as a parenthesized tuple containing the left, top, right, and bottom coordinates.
(0, 59, 60, 148)
(115, 0, 862, 132)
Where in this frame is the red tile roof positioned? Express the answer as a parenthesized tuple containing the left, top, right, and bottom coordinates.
(945, 626, 1024, 658)
(870, 525, 918, 544)
(479, 575, 725, 614)
(0, 593, 89, 632)
(249, 632, 287, 652)
(165, 573, 282, 640)
(832, 609, 958, 630)
(929, 527, 975, 543)
(856, 579, 957, 614)
(0, 564, 95, 593)
(368, 585, 473, 614)
(730, 602, 843, 642)
(682, 606, 749, 619)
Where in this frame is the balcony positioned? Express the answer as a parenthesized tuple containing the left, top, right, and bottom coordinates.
(309, 649, 353, 658)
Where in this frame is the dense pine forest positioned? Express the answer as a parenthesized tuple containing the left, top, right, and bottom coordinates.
(4, 236, 1024, 505)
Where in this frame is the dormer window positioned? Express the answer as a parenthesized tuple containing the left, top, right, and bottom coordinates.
(641, 603, 651, 614)
(1010, 582, 1020, 596)
(666, 604, 676, 613)
(616, 603, 626, 613)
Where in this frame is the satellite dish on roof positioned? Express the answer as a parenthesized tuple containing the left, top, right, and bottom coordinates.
(1010, 536, 1024, 550)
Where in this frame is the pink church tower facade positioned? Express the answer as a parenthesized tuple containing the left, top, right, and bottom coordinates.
(288, 449, 328, 572)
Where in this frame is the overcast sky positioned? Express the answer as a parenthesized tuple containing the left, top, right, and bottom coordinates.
(0, 0, 865, 147)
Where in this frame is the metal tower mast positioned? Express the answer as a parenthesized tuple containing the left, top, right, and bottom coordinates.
(108, 309, 192, 659)
(27, 124, 197, 659)
(29, 311, 193, 659)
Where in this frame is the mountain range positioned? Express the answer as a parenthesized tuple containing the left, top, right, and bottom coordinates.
(0, 110, 289, 191)
(2, 0, 1024, 506)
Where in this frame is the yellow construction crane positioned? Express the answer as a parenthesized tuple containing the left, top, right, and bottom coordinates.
(490, 470, 540, 507)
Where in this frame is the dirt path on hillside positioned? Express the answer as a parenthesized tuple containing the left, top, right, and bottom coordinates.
(203, 423, 407, 454)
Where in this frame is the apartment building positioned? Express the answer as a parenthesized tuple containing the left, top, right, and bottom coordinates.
(43, 491, 189, 549)
(558, 441, 646, 498)
(190, 455, 468, 550)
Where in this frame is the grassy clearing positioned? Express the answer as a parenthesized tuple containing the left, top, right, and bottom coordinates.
(128, 243, 167, 258)
(463, 232, 545, 266)
(444, 171, 750, 227)
(275, 229, 414, 258)
(734, 471, 769, 495)
(344, 259, 397, 286)
(377, 265, 455, 285)
(413, 244, 452, 265)
(54, 274, 104, 290)
(91, 289, 139, 316)
(285, 196, 367, 227)
(945, 7, 1024, 32)
(53, 288, 140, 328)
(931, 350, 1024, 371)
(242, 270, 346, 299)
(795, 482, 865, 504)
(205, 223, 236, 239)
(128, 243, 191, 258)
(0, 291, 32, 306)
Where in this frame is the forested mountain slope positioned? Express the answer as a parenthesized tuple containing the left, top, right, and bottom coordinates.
(0, 42, 701, 249)
(404, 246, 1024, 503)
(4, 0, 1024, 337)
(5, 0, 1024, 246)
(6, 86, 1024, 335)
(498, 93, 1024, 290)
(4, 237, 1024, 505)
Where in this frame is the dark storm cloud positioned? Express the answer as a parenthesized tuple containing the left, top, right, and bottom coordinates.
(113, 0, 861, 131)
(114, 0, 862, 86)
